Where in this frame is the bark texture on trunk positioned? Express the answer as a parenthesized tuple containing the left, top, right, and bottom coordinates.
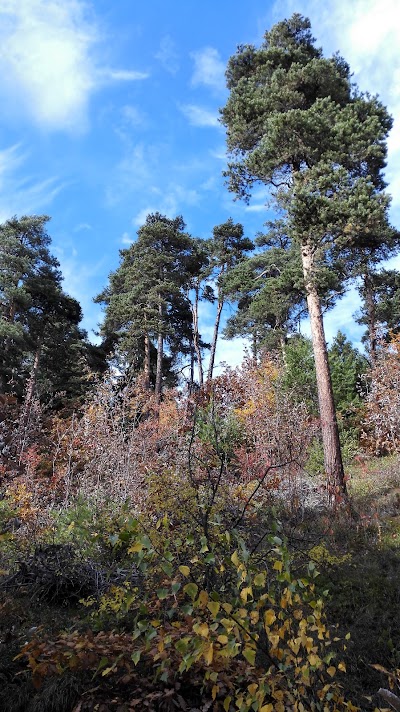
(191, 285, 203, 386)
(155, 300, 163, 403)
(25, 343, 42, 414)
(363, 273, 377, 363)
(301, 243, 347, 500)
(207, 300, 223, 382)
(143, 331, 151, 390)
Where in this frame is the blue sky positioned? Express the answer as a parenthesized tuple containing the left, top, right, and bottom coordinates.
(1, 0, 399, 372)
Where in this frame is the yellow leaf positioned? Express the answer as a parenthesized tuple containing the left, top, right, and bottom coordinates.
(212, 684, 218, 700)
(179, 565, 190, 577)
(264, 609, 276, 627)
(338, 661, 346, 672)
(203, 642, 214, 665)
(207, 601, 220, 617)
(273, 560, 283, 572)
(198, 590, 209, 607)
(231, 551, 240, 567)
(250, 610, 259, 625)
(243, 647, 256, 665)
(193, 622, 209, 638)
(217, 634, 228, 645)
(222, 602, 233, 614)
(223, 696, 232, 711)
(327, 666, 336, 677)
(308, 653, 321, 666)
(260, 705, 274, 712)
(268, 634, 280, 649)
(289, 638, 301, 655)
(247, 683, 258, 696)
(128, 541, 143, 553)
(240, 586, 253, 602)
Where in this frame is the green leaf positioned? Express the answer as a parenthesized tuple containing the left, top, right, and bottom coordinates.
(253, 572, 266, 587)
(131, 651, 141, 665)
(183, 582, 198, 600)
(243, 647, 256, 665)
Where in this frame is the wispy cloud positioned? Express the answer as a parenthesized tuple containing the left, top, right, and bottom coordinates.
(101, 68, 149, 81)
(155, 35, 179, 74)
(121, 231, 132, 245)
(132, 184, 200, 226)
(120, 105, 147, 127)
(0, 143, 63, 221)
(179, 104, 220, 128)
(0, 0, 149, 133)
(190, 47, 226, 92)
(73, 222, 92, 232)
(52, 241, 106, 336)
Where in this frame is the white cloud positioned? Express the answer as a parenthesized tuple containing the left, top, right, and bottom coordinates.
(190, 47, 226, 92)
(155, 35, 179, 74)
(0, 143, 63, 221)
(209, 146, 227, 161)
(105, 142, 157, 206)
(0, 0, 148, 133)
(102, 69, 149, 82)
(245, 204, 267, 213)
(179, 104, 220, 128)
(131, 184, 200, 227)
(120, 105, 146, 127)
(121, 231, 132, 245)
(206, 337, 250, 376)
(74, 222, 92, 232)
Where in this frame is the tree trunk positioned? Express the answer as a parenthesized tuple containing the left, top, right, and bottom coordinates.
(143, 331, 151, 389)
(363, 272, 377, 363)
(25, 343, 42, 413)
(155, 300, 163, 403)
(251, 330, 258, 362)
(207, 299, 223, 381)
(301, 243, 347, 501)
(191, 284, 204, 386)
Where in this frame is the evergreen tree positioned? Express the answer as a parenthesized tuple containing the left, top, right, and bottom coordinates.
(184, 238, 213, 387)
(282, 332, 367, 418)
(0, 215, 94, 406)
(206, 219, 253, 380)
(96, 213, 198, 399)
(0, 215, 58, 393)
(357, 268, 400, 358)
(223, 222, 306, 357)
(221, 14, 395, 497)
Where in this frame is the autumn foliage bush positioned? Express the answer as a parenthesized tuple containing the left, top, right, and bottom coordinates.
(20, 517, 353, 711)
(363, 335, 400, 454)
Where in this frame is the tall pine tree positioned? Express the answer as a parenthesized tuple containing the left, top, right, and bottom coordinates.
(221, 14, 396, 498)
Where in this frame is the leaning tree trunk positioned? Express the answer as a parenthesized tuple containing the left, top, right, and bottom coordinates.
(301, 243, 347, 501)
(207, 299, 223, 382)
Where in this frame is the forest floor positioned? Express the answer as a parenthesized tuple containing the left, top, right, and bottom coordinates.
(0, 454, 399, 712)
